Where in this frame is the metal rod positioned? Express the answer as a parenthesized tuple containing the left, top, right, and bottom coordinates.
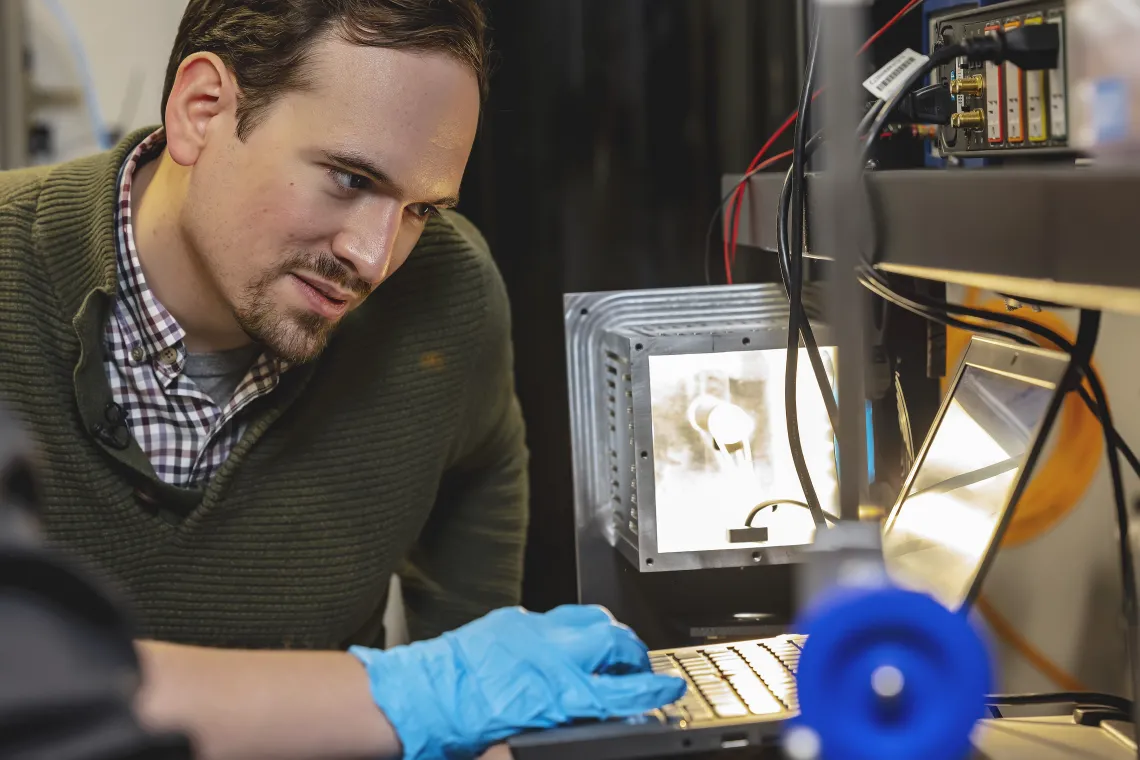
(814, 0, 870, 521)
(0, 0, 29, 170)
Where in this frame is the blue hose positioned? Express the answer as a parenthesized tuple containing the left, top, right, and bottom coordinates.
(41, 0, 111, 150)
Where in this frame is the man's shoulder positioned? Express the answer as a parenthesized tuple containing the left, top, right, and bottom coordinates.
(416, 209, 493, 268)
(0, 165, 49, 218)
(406, 209, 507, 312)
(0, 152, 114, 239)
(0, 167, 52, 276)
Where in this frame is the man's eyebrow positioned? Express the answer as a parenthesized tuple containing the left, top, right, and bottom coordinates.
(322, 150, 460, 208)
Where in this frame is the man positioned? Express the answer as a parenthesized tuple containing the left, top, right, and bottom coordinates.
(0, 1, 684, 758)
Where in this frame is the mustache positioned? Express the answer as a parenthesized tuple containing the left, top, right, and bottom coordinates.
(280, 252, 373, 299)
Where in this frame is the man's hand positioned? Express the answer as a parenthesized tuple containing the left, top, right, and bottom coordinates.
(350, 605, 686, 760)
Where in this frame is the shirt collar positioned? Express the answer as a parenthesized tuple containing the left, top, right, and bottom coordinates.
(113, 127, 186, 365)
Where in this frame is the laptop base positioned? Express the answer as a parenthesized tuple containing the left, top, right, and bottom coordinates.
(509, 716, 1137, 760)
(506, 717, 784, 760)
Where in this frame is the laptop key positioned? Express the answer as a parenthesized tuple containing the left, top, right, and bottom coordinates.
(699, 685, 734, 701)
(685, 668, 717, 678)
(713, 701, 750, 719)
(680, 704, 713, 723)
(691, 675, 722, 687)
(743, 695, 784, 715)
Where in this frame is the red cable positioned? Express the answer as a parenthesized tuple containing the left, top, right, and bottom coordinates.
(724, 94, 819, 284)
(721, 149, 795, 285)
(723, 113, 796, 284)
(860, 0, 925, 55)
(724, 0, 925, 282)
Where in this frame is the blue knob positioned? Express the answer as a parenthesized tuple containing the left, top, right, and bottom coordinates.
(790, 586, 992, 760)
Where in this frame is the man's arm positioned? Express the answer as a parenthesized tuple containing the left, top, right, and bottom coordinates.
(135, 641, 516, 760)
(134, 640, 401, 760)
(401, 220, 530, 641)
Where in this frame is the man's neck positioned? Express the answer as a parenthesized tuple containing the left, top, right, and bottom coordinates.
(131, 151, 253, 354)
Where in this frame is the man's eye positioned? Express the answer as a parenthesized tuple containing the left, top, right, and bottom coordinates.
(330, 169, 369, 192)
(408, 203, 440, 221)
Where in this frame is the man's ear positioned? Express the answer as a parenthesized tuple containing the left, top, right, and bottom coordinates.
(164, 52, 236, 167)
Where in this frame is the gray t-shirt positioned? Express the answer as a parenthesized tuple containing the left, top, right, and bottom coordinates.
(183, 344, 262, 407)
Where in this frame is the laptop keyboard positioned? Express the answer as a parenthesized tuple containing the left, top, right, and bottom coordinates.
(647, 635, 804, 725)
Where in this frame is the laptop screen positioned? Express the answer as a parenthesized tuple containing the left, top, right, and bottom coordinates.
(881, 363, 1057, 612)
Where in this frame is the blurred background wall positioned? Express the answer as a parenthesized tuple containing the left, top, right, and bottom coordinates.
(24, 0, 185, 161)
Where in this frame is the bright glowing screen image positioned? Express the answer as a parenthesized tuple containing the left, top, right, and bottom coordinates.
(882, 364, 1055, 611)
(648, 348, 839, 553)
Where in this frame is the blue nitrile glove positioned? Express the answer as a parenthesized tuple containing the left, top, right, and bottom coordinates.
(348, 605, 687, 760)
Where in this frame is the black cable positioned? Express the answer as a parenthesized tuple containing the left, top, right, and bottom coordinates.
(703, 158, 794, 286)
(856, 100, 884, 140)
(745, 499, 839, 528)
(1068, 311, 1138, 650)
(861, 46, 963, 165)
(860, 277, 1133, 513)
(1075, 393, 1139, 475)
(861, 269, 1140, 472)
(985, 692, 1133, 716)
(785, 15, 828, 528)
(1111, 417, 1140, 481)
(997, 293, 1069, 311)
(861, 277, 1127, 464)
(1076, 309, 1140, 690)
(777, 132, 840, 438)
(860, 273, 1140, 480)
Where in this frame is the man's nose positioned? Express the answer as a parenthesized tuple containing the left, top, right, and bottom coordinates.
(331, 202, 403, 287)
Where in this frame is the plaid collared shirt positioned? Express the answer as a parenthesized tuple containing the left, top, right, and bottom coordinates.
(103, 129, 289, 487)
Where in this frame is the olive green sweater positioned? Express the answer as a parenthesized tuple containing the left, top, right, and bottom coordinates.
(0, 130, 529, 650)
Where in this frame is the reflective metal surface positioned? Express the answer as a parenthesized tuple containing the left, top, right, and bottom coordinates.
(882, 336, 1071, 611)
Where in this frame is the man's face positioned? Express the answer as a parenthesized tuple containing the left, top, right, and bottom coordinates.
(179, 36, 480, 363)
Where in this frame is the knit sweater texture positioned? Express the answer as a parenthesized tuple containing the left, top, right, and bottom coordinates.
(0, 129, 529, 650)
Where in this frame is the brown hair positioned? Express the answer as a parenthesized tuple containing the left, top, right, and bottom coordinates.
(161, 0, 490, 140)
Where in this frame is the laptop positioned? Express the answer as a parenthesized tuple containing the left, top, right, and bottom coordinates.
(509, 336, 1072, 760)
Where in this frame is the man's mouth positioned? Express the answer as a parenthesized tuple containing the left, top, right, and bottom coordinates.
(290, 273, 351, 319)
